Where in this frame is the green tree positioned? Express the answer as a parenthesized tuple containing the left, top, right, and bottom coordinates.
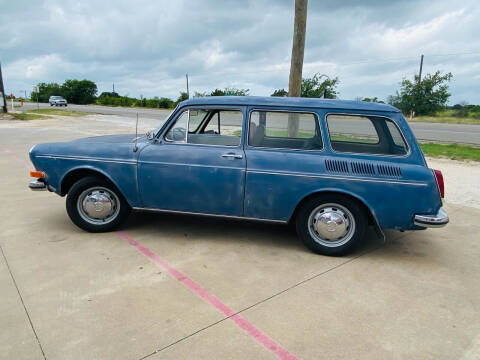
(61, 79, 97, 104)
(271, 89, 288, 97)
(99, 91, 119, 98)
(362, 97, 384, 103)
(301, 73, 339, 98)
(176, 91, 189, 104)
(210, 88, 225, 96)
(389, 71, 453, 115)
(271, 73, 339, 99)
(223, 87, 249, 96)
(209, 87, 249, 96)
(30, 82, 62, 102)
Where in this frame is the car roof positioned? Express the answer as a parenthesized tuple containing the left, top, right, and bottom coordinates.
(180, 96, 400, 113)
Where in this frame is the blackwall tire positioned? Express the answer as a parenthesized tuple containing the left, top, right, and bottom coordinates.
(296, 194, 367, 256)
(66, 176, 130, 232)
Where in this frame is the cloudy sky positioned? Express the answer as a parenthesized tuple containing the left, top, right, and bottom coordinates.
(1, 0, 479, 104)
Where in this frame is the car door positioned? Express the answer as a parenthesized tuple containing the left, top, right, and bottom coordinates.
(137, 106, 247, 216)
(244, 107, 326, 221)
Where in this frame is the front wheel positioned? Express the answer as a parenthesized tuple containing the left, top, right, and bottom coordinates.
(66, 176, 130, 232)
(296, 194, 367, 256)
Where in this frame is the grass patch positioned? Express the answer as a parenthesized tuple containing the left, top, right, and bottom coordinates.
(409, 115, 480, 125)
(28, 108, 89, 117)
(10, 112, 45, 120)
(329, 133, 378, 143)
(233, 129, 316, 138)
(420, 143, 480, 162)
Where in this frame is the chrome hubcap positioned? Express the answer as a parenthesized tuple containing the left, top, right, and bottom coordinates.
(77, 187, 120, 225)
(308, 203, 355, 247)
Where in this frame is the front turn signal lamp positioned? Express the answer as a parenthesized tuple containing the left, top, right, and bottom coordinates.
(30, 170, 45, 178)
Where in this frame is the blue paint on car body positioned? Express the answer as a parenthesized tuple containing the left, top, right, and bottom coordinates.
(29, 96, 445, 232)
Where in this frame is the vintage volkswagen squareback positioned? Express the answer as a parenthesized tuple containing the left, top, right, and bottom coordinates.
(29, 96, 448, 255)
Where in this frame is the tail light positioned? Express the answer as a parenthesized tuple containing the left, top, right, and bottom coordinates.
(433, 169, 444, 198)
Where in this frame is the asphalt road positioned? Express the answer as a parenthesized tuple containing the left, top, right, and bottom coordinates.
(17, 102, 480, 145)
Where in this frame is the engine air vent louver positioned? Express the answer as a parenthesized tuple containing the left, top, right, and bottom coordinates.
(325, 159, 349, 173)
(377, 164, 402, 177)
(350, 162, 376, 175)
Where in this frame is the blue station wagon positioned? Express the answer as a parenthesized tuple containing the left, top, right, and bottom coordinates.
(28, 96, 448, 255)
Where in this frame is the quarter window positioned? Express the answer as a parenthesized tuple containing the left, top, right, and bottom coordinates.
(249, 111, 322, 150)
(327, 114, 408, 155)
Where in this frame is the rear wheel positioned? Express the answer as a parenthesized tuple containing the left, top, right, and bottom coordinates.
(296, 194, 367, 256)
(66, 176, 130, 232)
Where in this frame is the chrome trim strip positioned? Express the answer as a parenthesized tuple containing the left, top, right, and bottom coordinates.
(414, 208, 449, 228)
(132, 207, 287, 224)
(137, 160, 243, 170)
(246, 108, 325, 152)
(247, 169, 428, 186)
(325, 112, 411, 158)
(35, 155, 136, 165)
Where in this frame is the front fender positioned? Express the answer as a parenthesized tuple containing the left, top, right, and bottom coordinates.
(33, 157, 140, 207)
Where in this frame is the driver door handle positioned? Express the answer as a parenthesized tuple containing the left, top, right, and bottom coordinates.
(221, 153, 243, 159)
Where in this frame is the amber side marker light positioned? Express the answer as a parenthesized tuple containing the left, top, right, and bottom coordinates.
(30, 170, 45, 178)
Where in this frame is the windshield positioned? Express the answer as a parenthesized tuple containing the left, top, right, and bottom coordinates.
(152, 107, 177, 138)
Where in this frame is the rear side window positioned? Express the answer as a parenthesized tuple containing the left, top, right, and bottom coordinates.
(327, 114, 408, 155)
(249, 111, 322, 150)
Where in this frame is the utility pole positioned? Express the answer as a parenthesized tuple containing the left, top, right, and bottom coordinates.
(418, 54, 424, 83)
(112, 83, 115, 94)
(287, 0, 308, 137)
(0, 62, 7, 113)
(186, 73, 189, 99)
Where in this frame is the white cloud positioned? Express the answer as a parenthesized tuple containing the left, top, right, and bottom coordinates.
(1, 0, 479, 104)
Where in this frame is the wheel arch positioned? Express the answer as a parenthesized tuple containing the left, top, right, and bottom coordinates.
(289, 189, 382, 234)
(60, 166, 126, 202)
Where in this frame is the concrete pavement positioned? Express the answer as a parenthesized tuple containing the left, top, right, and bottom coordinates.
(1, 115, 479, 359)
(16, 101, 480, 145)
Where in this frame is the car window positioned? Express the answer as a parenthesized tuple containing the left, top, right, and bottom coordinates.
(327, 114, 408, 155)
(328, 115, 379, 144)
(165, 110, 188, 142)
(386, 121, 407, 148)
(249, 111, 322, 150)
(164, 109, 243, 146)
(189, 110, 243, 146)
(188, 110, 209, 132)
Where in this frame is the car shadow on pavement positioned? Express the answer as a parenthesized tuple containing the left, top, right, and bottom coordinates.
(120, 210, 385, 256)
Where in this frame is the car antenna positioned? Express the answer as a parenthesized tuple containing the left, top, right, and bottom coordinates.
(133, 113, 138, 152)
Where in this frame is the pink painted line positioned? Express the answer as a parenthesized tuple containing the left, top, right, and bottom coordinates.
(1, 146, 296, 358)
(116, 231, 297, 360)
(0, 146, 33, 171)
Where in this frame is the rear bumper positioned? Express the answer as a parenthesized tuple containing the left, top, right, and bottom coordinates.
(414, 208, 449, 228)
(29, 179, 46, 191)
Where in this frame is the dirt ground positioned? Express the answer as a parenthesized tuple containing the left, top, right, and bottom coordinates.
(426, 157, 480, 209)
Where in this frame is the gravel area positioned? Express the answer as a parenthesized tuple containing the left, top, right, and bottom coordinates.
(426, 157, 480, 209)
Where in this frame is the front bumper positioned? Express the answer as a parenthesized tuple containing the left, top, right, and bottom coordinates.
(29, 179, 46, 191)
(414, 208, 449, 228)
